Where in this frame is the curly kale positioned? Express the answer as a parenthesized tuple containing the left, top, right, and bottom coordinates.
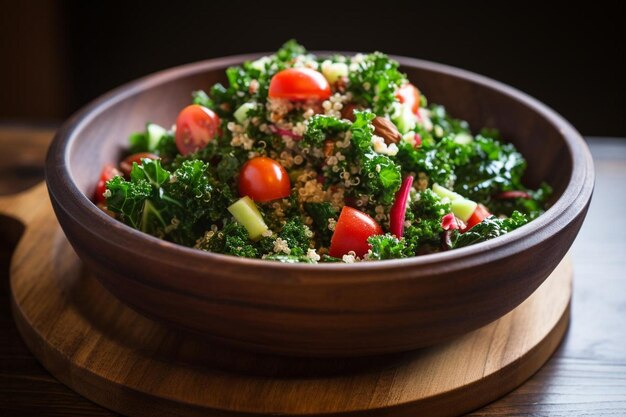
(106, 159, 235, 247)
(278, 219, 312, 256)
(276, 39, 307, 62)
(402, 189, 451, 252)
(105, 175, 151, 230)
(348, 52, 407, 115)
(452, 135, 526, 202)
(348, 111, 402, 205)
(368, 234, 413, 260)
(396, 138, 456, 188)
(302, 115, 350, 147)
(451, 211, 528, 248)
(303, 202, 337, 247)
(196, 222, 258, 258)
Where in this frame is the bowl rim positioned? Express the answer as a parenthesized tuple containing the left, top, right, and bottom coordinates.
(46, 51, 595, 276)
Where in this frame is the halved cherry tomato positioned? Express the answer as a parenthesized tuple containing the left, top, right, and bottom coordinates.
(175, 104, 220, 156)
(464, 204, 491, 231)
(120, 152, 159, 177)
(95, 164, 122, 204)
(396, 83, 421, 114)
(238, 157, 291, 202)
(329, 206, 383, 258)
(268, 68, 331, 101)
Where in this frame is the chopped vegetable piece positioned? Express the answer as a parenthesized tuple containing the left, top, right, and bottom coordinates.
(432, 183, 462, 201)
(227, 196, 268, 240)
(441, 213, 460, 231)
(329, 207, 383, 258)
(451, 198, 478, 222)
(495, 190, 532, 199)
(389, 175, 414, 238)
(464, 204, 492, 231)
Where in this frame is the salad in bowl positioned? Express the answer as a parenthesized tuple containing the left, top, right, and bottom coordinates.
(95, 40, 551, 263)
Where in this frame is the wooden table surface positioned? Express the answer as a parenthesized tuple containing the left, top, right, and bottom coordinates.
(0, 126, 624, 416)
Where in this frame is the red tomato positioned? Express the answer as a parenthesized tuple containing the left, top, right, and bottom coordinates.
(329, 206, 383, 258)
(120, 152, 159, 177)
(268, 68, 331, 101)
(238, 157, 291, 202)
(95, 164, 121, 203)
(464, 204, 492, 231)
(175, 104, 220, 156)
(396, 83, 421, 114)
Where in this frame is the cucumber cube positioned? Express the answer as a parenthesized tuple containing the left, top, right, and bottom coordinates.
(234, 103, 257, 124)
(451, 198, 478, 222)
(321, 61, 348, 84)
(228, 196, 268, 240)
(147, 123, 167, 151)
(432, 183, 461, 201)
(453, 133, 473, 145)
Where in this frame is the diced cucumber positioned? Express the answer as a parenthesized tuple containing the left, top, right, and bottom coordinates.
(234, 103, 257, 124)
(401, 131, 417, 147)
(227, 196, 268, 241)
(147, 123, 167, 151)
(394, 103, 417, 134)
(451, 198, 478, 222)
(250, 56, 271, 72)
(453, 133, 473, 145)
(321, 61, 348, 84)
(432, 183, 462, 201)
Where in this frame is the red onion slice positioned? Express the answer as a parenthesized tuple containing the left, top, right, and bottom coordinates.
(389, 175, 414, 238)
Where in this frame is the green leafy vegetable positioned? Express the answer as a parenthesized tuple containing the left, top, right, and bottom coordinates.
(302, 115, 350, 147)
(303, 202, 337, 247)
(368, 234, 413, 260)
(451, 211, 528, 248)
(348, 52, 407, 115)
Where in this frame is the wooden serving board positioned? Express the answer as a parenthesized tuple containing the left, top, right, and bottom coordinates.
(0, 183, 572, 417)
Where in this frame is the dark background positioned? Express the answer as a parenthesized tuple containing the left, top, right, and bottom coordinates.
(1, 2, 624, 136)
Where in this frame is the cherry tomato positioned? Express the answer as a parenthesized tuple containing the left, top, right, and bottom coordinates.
(175, 104, 220, 156)
(268, 68, 331, 101)
(120, 152, 160, 177)
(464, 204, 491, 231)
(329, 206, 383, 258)
(238, 157, 291, 202)
(95, 164, 122, 204)
(396, 83, 421, 114)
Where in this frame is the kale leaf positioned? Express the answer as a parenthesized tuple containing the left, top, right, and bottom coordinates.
(348, 111, 402, 205)
(402, 189, 451, 252)
(368, 234, 413, 260)
(303, 202, 337, 247)
(106, 159, 235, 247)
(196, 222, 258, 258)
(105, 175, 151, 229)
(451, 211, 528, 249)
(302, 115, 350, 147)
(348, 52, 407, 115)
(278, 218, 312, 256)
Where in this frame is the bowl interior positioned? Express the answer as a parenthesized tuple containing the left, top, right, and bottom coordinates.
(68, 55, 571, 223)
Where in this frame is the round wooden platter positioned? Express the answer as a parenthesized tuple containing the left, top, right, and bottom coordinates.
(0, 183, 572, 417)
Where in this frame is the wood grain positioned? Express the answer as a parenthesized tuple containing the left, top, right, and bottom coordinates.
(44, 54, 594, 356)
(0, 128, 624, 416)
(3, 183, 570, 416)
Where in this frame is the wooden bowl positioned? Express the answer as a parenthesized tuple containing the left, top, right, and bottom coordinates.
(45, 53, 594, 357)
